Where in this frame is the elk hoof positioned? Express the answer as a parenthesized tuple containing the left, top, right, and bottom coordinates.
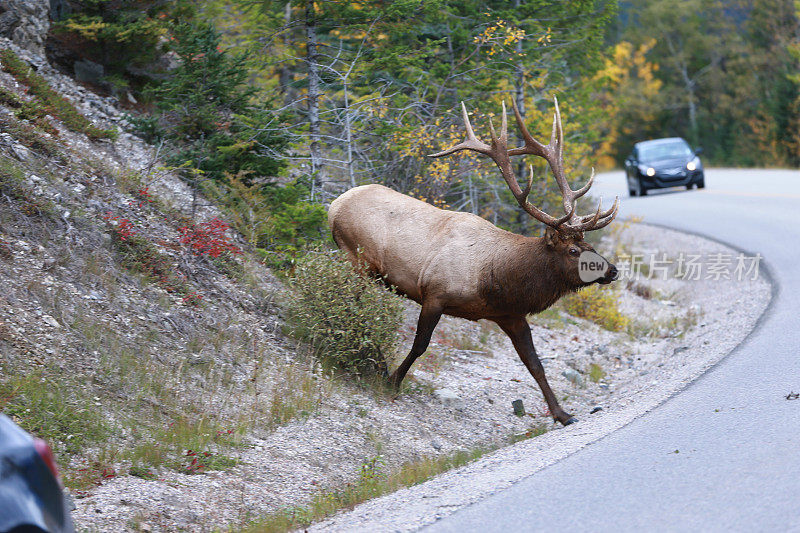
(562, 417, 578, 426)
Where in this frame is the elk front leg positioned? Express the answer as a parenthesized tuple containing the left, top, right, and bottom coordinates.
(388, 302, 443, 390)
(495, 317, 577, 426)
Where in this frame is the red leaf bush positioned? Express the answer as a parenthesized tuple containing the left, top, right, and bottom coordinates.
(178, 218, 241, 258)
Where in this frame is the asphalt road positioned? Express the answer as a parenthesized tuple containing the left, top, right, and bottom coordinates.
(425, 169, 800, 532)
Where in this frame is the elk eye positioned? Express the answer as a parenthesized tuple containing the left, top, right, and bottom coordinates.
(569, 247, 580, 256)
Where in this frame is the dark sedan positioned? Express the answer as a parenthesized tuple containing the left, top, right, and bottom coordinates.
(0, 414, 74, 533)
(624, 137, 704, 196)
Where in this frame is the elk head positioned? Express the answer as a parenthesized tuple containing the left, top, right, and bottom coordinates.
(431, 98, 620, 288)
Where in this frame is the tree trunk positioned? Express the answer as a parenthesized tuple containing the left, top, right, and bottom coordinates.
(686, 79, 698, 145)
(343, 74, 356, 188)
(278, 2, 293, 105)
(679, 65, 698, 146)
(305, 1, 323, 198)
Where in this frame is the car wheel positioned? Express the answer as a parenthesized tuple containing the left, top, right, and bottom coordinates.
(697, 178, 705, 189)
(626, 175, 637, 196)
(686, 183, 694, 190)
(637, 179, 648, 196)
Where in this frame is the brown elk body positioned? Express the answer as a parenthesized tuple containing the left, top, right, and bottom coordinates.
(328, 99, 619, 425)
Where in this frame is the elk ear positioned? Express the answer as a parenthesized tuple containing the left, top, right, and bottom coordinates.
(544, 227, 561, 249)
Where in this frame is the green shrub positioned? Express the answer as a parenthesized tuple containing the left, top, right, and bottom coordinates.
(285, 250, 404, 378)
(559, 285, 629, 332)
(141, 22, 286, 181)
(214, 174, 327, 255)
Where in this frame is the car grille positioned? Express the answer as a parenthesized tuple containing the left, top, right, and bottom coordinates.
(659, 166, 686, 179)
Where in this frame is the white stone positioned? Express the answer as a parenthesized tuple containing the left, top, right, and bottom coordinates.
(11, 143, 29, 160)
(434, 388, 464, 409)
(41, 314, 60, 328)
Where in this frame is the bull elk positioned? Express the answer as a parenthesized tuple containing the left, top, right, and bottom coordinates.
(328, 98, 619, 425)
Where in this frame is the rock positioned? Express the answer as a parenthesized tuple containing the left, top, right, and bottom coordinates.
(188, 354, 211, 366)
(41, 314, 60, 328)
(434, 388, 464, 409)
(562, 369, 584, 387)
(430, 440, 442, 451)
(511, 399, 525, 417)
(590, 406, 603, 414)
(11, 143, 29, 161)
(0, 9, 19, 36)
(0, 0, 50, 57)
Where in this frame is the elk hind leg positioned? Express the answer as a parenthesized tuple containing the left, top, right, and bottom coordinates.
(388, 302, 443, 390)
(495, 317, 577, 426)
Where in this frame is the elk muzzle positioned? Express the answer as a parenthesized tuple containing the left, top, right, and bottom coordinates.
(597, 263, 618, 285)
(578, 250, 618, 285)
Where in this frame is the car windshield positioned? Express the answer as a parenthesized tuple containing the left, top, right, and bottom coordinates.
(639, 140, 693, 161)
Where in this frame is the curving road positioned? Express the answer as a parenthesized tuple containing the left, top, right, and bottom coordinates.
(424, 169, 800, 532)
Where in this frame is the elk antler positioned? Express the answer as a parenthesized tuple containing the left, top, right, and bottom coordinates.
(431, 98, 619, 233)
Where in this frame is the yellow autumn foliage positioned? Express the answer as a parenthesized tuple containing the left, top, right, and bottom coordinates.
(592, 40, 663, 170)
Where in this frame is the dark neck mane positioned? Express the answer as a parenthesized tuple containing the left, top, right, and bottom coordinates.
(485, 236, 575, 316)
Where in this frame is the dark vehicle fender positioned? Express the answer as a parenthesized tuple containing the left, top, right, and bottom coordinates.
(0, 416, 74, 533)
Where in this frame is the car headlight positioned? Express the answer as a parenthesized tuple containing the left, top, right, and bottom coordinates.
(687, 161, 696, 171)
(646, 167, 655, 177)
